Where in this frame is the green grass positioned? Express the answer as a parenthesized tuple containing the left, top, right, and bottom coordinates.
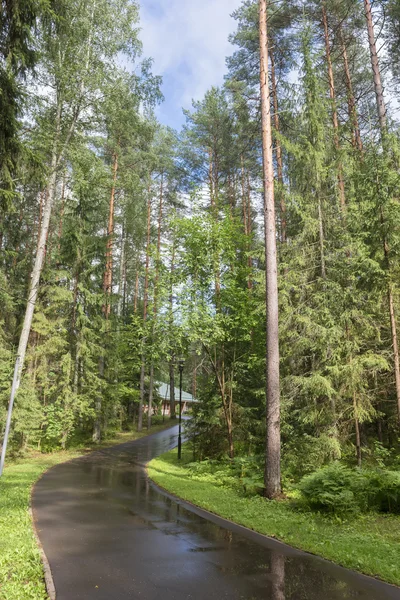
(148, 447, 400, 587)
(0, 420, 175, 600)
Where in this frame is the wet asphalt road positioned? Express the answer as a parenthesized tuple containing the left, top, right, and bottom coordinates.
(32, 424, 400, 600)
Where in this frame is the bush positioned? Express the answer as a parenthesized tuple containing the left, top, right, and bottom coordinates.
(299, 463, 361, 514)
(299, 463, 400, 515)
(361, 470, 400, 514)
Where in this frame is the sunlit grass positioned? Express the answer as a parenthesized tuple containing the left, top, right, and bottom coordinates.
(148, 447, 400, 587)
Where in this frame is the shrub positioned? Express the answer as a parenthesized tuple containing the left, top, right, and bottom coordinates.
(299, 463, 361, 514)
(299, 463, 400, 515)
(361, 470, 400, 514)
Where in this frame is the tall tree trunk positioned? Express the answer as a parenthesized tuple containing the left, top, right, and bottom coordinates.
(147, 363, 154, 429)
(192, 348, 197, 399)
(117, 222, 126, 320)
(353, 392, 362, 467)
(148, 174, 164, 429)
(103, 150, 118, 318)
(388, 285, 400, 421)
(94, 149, 119, 442)
(133, 268, 139, 314)
(270, 46, 286, 242)
(259, 0, 281, 499)
(322, 4, 346, 211)
(138, 191, 151, 431)
(364, 0, 387, 136)
(246, 172, 253, 290)
(57, 172, 66, 252)
(241, 157, 253, 289)
(169, 236, 176, 419)
(339, 27, 363, 152)
(318, 197, 326, 279)
(36, 190, 45, 255)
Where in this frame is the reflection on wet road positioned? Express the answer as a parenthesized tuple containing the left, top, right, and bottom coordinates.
(32, 425, 400, 600)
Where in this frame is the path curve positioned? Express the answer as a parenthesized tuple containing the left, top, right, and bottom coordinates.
(32, 425, 400, 600)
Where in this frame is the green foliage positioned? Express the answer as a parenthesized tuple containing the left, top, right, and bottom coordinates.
(299, 463, 361, 514)
(299, 463, 400, 515)
(360, 470, 400, 514)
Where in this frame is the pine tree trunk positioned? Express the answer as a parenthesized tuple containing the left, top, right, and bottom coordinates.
(94, 149, 118, 442)
(241, 157, 253, 289)
(57, 172, 66, 252)
(388, 285, 400, 421)
(138, 191, 151, 431)
(133, 269, 139, 314)
(318, 197, 326, 279)
(364, 0, 387, 135)
(148, 174, 164, 429)
(259, 0, 281, 499)
(339, 27, 363, 152)
(117, 222, 126, 319)
(353, 392, 362, 467)
(270, 45, 286, 241)
(169, 359, 175, 419)
(241, 155, 248, 236)
(169, 237, 176, 419)
(148, 363, 154, 429)
(246, 172, 253, 289)
(322, 4, 346, 211)
(103, 150, 118, 318)
(192, 348, 197, 399)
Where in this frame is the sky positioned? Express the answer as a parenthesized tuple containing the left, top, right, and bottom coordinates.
(139, 0, 243, 131)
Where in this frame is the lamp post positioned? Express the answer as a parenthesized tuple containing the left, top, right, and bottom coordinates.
(178, 358, 185, 459)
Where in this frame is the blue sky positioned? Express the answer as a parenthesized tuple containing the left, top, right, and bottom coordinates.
(139, 0, 243, 131)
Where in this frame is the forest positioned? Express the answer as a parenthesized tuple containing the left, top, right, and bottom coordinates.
(2, 0, 400, 516)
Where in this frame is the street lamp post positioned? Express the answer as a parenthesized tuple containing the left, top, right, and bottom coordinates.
(178, 358, 185, 459)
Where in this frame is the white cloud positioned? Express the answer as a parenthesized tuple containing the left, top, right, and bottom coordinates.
(139, 0, 243, 127)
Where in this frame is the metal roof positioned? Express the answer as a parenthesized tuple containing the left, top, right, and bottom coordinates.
(156, 382, 198, 403)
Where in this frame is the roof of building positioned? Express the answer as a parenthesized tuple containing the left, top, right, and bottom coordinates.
(156, 382, 198, 403)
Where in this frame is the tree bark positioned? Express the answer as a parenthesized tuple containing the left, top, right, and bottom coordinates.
(270, 45, 287, 241)
(133, 269, 139, 314)
(259, 0, 281, 499)
(148, 174, 164, 429)
(138, 191, 151, 431)
(169, 236, 176, 419)
(388, 285, 400, 421)
(103, 150, 118, 318)
(117, 222, 126, 319)
(364, 0, 387, 136)
(94, 148, 118, 442)
(339, 27, 363, 152)
(321, 4, 346, 211)
(57, 172, 66, 252)
(353, 392, 362, 467)
(318, 197, 326, 279)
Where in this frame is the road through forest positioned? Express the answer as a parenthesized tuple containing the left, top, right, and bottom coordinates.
(32, 424, 400, 600)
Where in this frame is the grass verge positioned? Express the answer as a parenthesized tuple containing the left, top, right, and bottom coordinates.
(0, 420, 175, 600)
(148, 446, 400, 587)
